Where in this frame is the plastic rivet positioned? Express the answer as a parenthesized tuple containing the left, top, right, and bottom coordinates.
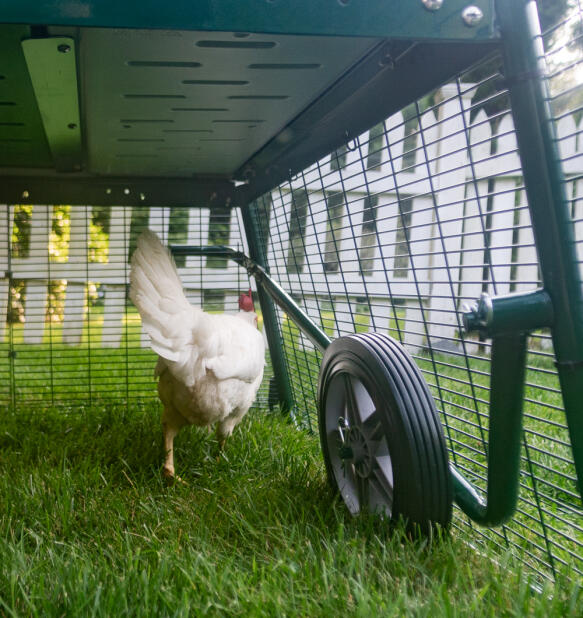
(124, 188, 130, 195)
(421, 0, 443, 11)
(462, 5, 484, 26)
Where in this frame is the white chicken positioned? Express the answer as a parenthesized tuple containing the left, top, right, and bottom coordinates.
(129, 230, 265, 481)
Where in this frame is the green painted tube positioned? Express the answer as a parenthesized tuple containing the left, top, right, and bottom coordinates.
(240, 202, 296, 415)
(171, 243, 332, 353)
(495, 0, 583, 503)
(452, 333, 528, 526)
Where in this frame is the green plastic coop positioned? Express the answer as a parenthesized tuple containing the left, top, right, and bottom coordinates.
(1, 0, 582, 583)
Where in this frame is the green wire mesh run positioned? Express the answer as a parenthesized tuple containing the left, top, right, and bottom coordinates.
(250, 8, 583, 583)
(0, 1, 581, 588)
(0, 204, 273, 411)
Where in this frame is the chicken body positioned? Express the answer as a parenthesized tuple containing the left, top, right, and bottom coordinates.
(130, 230, 265, 480)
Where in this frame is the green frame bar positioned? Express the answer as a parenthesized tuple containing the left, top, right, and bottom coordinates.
(495, 0, 583, 503)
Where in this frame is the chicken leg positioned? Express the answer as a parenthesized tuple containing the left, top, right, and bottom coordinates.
(161, 405, 187, 483)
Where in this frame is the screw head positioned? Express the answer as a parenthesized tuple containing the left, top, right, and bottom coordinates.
(421, 0, 443, 11)
(462, 5, 484, 26)
(57, 43, 71, 53)
(67, 123, 77, 130)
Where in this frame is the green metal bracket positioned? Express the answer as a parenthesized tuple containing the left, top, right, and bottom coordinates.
(21, 36, 82, 172)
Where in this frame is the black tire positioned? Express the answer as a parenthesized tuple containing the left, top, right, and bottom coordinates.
(317, 332, 452, 531)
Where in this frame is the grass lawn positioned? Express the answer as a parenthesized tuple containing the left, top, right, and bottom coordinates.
(0, 403, 581, 616)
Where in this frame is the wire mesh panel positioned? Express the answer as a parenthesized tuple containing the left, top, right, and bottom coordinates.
(0, 204, 272, 410)
(251, 8, 583, 582)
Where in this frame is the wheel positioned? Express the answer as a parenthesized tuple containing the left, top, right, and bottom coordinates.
(317, 332, 452, 531)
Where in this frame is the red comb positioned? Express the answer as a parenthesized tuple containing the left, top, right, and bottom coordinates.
(238, 287, 254, 312)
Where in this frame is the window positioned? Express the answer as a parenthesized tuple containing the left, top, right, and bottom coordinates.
(402, 104, 419, 171)
(359, 195, 378, 276)
(330, 145, 348, 171)
(203, 289, 225, 312)
(286, 189, 308, 274)
(323, 191, 345, 273)
(366, 123, 384, 170)
(206, 206, 231, 269)
(393, 197, 413, 277)
(168, 206, 189, 268)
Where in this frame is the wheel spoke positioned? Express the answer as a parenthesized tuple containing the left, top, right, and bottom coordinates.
(343, 375, 375, 427)
(371, 454, 394, 511)
(361, 411, 384, 444)
(342, 375, 359, 427)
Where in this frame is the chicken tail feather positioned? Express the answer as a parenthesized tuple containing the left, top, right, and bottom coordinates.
(130, 230, 201, 385)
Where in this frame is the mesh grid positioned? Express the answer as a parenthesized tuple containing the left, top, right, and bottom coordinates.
(0, 2, 582, 586)
(0, 204, 272, 410)
(250, 14, 583, 582)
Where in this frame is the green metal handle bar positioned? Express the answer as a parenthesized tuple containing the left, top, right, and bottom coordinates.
(171, 245, 332, 352)
(172, 243, 549, 527)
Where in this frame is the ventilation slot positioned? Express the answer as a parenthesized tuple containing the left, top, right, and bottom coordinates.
(120, 119, 174, 124)
(157, 146, 202, 150)
(127, 61, 202, 68)
(248, 63, 320, 70)
(182, 80, 249, 86)
(212, 119, 264, 124)
(227, 95, 288, 100)
(162, 129, 213, 133)
(116, 138, 165, 143)
(196, 41, 276, 49)
(172, 107, 229, 112)
(123, 94, 186, 99)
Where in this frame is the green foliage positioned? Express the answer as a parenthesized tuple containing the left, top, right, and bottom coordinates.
(88, 205, 111, 264)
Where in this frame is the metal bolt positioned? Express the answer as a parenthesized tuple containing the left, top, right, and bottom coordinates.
(22, 190, 29, 199)
(421, 0, 443, 11)
(378, 51, 395, 70)
(58, 43, 71, 53)
(462, 5, 484, 27)
(139, 193, 146, 201)
(68, 123, 77, 130)
(124, 188, 130, 195)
